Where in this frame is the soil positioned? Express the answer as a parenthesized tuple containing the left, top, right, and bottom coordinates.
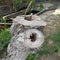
(40, 54, 60, 60)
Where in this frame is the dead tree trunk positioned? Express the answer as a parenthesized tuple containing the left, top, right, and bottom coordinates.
(2, 15, 47, 60)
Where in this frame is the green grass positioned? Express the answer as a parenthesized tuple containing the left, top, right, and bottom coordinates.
(50, 29, 60, 43)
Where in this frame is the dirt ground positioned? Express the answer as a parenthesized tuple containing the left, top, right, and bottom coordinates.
(40, 54, 60, 60)
(39, 8, 60, 60)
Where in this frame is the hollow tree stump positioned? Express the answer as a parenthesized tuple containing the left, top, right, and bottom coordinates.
(2, 15, 47, 60)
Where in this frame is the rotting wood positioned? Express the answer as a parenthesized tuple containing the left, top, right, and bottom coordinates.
(1, 15, 46, 60)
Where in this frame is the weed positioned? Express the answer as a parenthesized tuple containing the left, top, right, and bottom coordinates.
(0, 29, 12, 50)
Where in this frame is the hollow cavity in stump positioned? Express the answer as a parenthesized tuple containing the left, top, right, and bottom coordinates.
(24, 15, 32, 21)
(30, 33, 36, 42)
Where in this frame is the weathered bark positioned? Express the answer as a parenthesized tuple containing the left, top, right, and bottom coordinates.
(2, 15, 45, 60)
(4, 29, 44, 60)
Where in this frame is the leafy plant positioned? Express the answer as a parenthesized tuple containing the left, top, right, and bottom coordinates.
(0, 29, 12, 50)
(39, 2, 44, 11)
(26, 54, 37, 60)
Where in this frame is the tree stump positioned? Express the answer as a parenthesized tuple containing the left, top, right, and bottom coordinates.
(2, 15, 46, 60)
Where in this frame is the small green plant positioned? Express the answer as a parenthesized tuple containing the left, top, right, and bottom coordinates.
(26, 54, 36, 60)
(0, 29, 12, 50)
(39, 2, 44, 11)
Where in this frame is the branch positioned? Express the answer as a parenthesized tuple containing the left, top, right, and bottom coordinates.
(36, 7, 57, 15)
(0, 23, 12, 25)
